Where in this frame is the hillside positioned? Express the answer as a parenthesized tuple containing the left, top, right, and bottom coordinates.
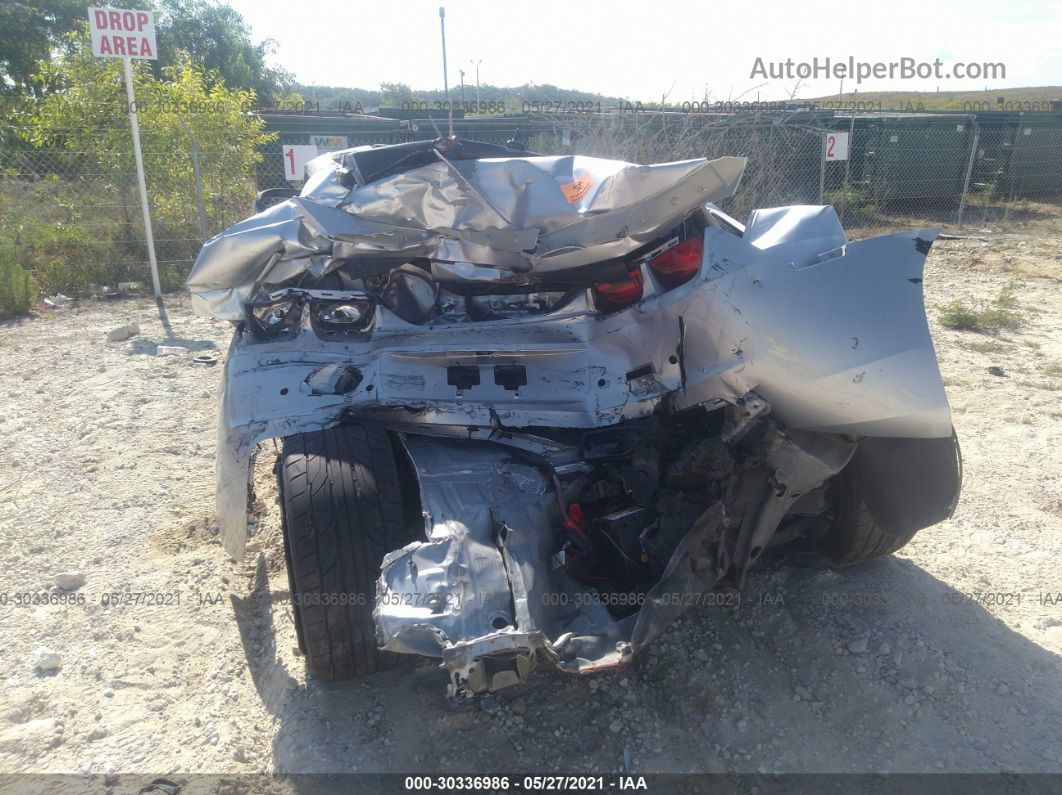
(290, 82, 626, 113)
(799, 86, 1062, 111)
(284, 83, 1062, 115)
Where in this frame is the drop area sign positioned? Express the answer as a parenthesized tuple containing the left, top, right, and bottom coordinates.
(89, 7, 157, 59)
(88, 6, 161, 296)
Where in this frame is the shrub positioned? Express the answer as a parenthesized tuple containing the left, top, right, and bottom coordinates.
(0, 247, 36, 318)
(939, 300, 983, 331)
(939, 284, 1023, 332)
(12, 220, 121, 294)
(7, 38, 274, 293)
(976, 307, 1022, 331)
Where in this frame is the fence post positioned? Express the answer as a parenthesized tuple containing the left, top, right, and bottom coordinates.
(818, 125, 827, 205)
(957, 119, 980, 229)
(839, 113, 856, 223)
(177, 116, 208, 243)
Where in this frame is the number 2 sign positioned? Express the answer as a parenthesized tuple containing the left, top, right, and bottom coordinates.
(825, 132, 850, 161)
(283, 145, 319, 181)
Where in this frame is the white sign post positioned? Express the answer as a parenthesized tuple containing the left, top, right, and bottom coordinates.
(88, 7, 161, 297)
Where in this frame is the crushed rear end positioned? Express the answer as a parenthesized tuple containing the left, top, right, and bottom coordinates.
(188, 139, 961, 696)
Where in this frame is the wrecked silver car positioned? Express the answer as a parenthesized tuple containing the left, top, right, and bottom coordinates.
(187, 138, 961, 697)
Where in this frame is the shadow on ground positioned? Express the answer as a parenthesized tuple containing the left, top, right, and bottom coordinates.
(230, 552, 1062, 776)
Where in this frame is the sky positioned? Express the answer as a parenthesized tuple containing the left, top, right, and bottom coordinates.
(226, 0, 1062, 101)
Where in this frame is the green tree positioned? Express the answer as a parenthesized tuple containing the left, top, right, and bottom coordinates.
(8, 35, 275, 291)
(153, 0, 292, 104)
(0, 0, 85, 94)
(379, 82, 416, 106)
(1, 0, 291, 102)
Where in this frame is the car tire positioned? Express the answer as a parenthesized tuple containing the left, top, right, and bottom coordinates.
(792, 470, 918, 568)
(787, 434, 961, 568)
(277, 424, 415, 680)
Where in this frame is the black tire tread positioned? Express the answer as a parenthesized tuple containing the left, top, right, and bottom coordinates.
(278, 424, 410, 681)
(787, 468, 919, 569)
(822, 489, 919, 567)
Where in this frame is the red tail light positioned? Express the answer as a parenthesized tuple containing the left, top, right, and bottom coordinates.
(593, 269, 644, 311)
(648, 236, 703, 288)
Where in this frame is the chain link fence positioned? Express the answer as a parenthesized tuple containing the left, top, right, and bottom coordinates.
(0, 99, 265, 296)
(819, 113, 1062, 236)
(2, 107, 1061, 298)
(518, 111, 1062, 237)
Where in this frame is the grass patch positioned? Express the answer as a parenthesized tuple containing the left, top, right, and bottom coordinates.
(1017, 380, 1060, 392)
(939, 283, 1024, 332)
(977, 307, 1023, 330)
(994, 282, 1019, 309)
(958, 338, 1009, 354)
(939, 301, 982, 331)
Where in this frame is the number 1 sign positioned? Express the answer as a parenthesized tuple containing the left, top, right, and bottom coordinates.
(283, 145, 319, 182)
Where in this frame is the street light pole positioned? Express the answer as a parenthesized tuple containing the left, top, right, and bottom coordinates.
(438, 7, 452, 136)
(459, 69, 466, 106)
(470, 59, 482, 106)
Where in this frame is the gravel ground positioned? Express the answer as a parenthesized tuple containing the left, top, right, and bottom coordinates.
(0, 229, 1060, 780)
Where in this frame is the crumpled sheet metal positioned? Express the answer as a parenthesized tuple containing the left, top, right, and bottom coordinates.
(677, 215, 951, 437)
(374, 438, 534, 659)
(374, 433, 620, 691)
(186, 153, 746, 319)
(186, 199, 441, 320)
(211, 204, 952, 559)
(744, 204, 848, 261)
(335, 154, 746, 271)
(375, 425, 853, 694)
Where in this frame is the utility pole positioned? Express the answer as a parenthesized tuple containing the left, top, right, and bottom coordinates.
(438, 7, 452, 136)
(470, 59, 482, 105)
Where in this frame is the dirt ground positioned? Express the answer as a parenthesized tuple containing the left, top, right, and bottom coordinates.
(0, 226, 1060, 783)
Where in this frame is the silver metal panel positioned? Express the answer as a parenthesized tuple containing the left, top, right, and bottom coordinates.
(368, 425, 853, 693)
(186, 154, 747, 317)
(678, 222, 952, 436)
(375, 439, 526, 656)
(211, 206, 952, 555)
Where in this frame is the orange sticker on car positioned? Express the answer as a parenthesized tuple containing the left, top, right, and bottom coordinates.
(561, 170, 594, 203)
